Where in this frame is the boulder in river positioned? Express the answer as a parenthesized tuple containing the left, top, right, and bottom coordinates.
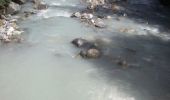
(80, 48, 101, 59)
(6, 2, 21, 15)
(71, 38, 101, 59)
(71, 38, 96, 48)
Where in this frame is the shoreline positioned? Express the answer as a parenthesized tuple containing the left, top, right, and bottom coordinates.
(0, 0, 47, 43)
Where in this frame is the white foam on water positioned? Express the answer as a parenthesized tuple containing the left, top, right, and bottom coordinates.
(139, 25, 170, 40)
(37, 9, 71, 18)
(50, 2, 62, 6)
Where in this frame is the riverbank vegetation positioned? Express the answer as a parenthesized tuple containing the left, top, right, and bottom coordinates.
(0, 0, 10, 7)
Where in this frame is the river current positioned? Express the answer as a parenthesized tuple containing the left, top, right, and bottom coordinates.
(0, 0, 170, 100)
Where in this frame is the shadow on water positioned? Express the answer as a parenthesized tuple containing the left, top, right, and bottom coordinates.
(95, 1, 170, 32)
(88, 34, 170, 100)
(74, 1, 170, 99)
(123, 4, 170, 32)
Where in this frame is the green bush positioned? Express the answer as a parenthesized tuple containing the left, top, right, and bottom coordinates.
(0, 0, 11, 7)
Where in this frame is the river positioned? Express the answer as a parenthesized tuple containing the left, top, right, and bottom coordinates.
(0, 0, 170, 100)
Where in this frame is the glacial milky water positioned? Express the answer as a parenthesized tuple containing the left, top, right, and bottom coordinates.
(0, 0, 170, 100)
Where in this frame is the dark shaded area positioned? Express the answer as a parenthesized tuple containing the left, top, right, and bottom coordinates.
(93, 0, 170, 32)
(89, 34, 170, 100)
(123, 3, 170, 32)
(160, 0, 170, 6)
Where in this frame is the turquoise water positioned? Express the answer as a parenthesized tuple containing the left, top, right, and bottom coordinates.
(0, 0, 170, 100)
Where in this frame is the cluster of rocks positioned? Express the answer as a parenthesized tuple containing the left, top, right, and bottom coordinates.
(0, 15, 23, 43)
(71, 12, 108, 28)
(0, 0, 48, 43)
(0, 0, 48, 15)
(71, 38, 129, 67)
(71, 38, 101, 59)
(71, 0, 124, 28)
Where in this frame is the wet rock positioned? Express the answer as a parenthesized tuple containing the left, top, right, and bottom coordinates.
(12, 0, 26, 4)
(86, 0, 105, 9)
(36, 2, 48, 10)
(0, 18, 23, 43)
(71, 12, 81, 18)
(80, 48, 101, 59)
(81, 13, 94, 19)
(71, 38, 96, 48)
(94, 18, 106, 28)
(117, 60, 128, 67)
(32, 0, 48, 10)
(24, 10, 37, 17)
(0, 15, 7, 20)
(6, 2, 21, 15)
(114, 57, 128, 68)
(71, 12, 94, 20)
(111, 4, 121, 12)
(0, 9, 5, 15)
(32, 0, 40, 4)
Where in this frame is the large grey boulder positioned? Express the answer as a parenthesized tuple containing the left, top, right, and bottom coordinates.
(6, 2, 21, 14)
